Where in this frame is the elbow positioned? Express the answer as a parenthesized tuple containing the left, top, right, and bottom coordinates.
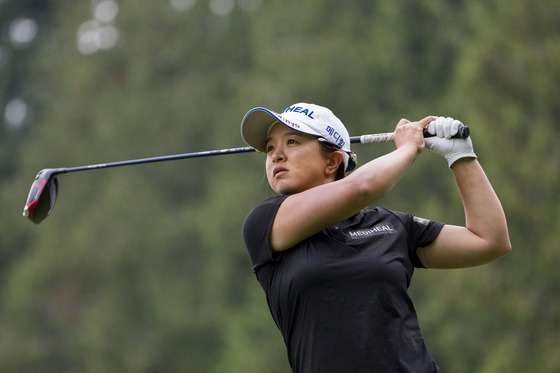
(473, 232, 512, 266)
(501, 238, 512, 256)
(492, 236, 512, 260)
(500, 227, 513, 255)
(475, 222, 512, 262)
(353, 179, 373, 206)
(349, 177, 392, 208)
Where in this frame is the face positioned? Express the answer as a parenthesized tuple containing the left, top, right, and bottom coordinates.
(265, 123, 340, 195)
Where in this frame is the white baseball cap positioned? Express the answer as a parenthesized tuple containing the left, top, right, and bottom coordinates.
(241, 103, 357, 171)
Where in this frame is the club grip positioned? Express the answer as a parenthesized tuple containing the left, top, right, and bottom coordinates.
(423, 124, 470, 139)
(351, 124, 470, 144)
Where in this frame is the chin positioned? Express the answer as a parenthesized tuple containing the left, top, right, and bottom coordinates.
(272, 182, 300, 195)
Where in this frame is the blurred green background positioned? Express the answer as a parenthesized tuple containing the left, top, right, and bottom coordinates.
(1, 0, 559, 372)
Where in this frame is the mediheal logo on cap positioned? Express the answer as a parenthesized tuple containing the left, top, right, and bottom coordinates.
(325, 125, 345, 147)
(281, 105, 316, 119)
(280, 104, 346, 148)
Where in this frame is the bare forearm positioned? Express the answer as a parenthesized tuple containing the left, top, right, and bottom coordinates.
(346, 143, 419, 207)
(452, 158, 511, 252)
(417, 158, 511, 269)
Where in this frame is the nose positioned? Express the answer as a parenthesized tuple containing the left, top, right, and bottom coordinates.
(271, 152, 284, 163)
(269, 144, 285, 163)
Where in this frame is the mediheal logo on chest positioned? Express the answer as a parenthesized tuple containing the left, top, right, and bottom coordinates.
(349, 223, 396, 239)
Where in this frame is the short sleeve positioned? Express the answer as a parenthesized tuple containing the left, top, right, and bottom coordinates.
(391, 210, 445, 268)
(242, 195, 289, 272)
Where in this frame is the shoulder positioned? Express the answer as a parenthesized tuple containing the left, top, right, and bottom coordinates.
(243, 195, 288, 237)
(246, 195, 289, 220)
(242, 195, 291, 272)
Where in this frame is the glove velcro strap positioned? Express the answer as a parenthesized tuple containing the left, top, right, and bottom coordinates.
(447, 151, 477, 168)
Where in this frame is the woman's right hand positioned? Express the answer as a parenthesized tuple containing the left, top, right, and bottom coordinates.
(393, 116, 437, 156)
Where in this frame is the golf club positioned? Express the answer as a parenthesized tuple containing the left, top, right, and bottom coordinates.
(23, 125, 469, 224)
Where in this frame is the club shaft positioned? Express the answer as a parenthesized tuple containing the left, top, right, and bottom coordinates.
(55, 125, 469, 174)
(63, 146, 257, 173)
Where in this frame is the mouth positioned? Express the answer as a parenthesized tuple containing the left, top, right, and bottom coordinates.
(273, 166, 288, 178)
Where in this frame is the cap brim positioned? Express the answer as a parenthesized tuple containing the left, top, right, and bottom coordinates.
(241, 107, 325, 152)
(241, 107, 283, 152)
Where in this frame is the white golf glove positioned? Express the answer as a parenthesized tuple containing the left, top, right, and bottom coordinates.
(424, 117, 477, 168)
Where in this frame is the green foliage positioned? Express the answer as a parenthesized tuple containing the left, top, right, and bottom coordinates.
(0, 0, 558, 371)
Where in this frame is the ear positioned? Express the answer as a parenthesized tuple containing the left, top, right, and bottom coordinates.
(325, 151, 344, 177)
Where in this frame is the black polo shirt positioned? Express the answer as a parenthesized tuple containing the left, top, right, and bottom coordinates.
(243, 195, 444, 373)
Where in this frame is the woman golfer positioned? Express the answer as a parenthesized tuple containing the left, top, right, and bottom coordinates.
(240, 103, 511, 372)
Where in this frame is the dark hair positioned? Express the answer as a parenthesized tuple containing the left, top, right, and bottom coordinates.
(319, 141, 346, 181)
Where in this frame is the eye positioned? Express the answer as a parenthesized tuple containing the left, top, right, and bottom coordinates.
(266, 144, 274, 153)
(287, 138, 297, 145)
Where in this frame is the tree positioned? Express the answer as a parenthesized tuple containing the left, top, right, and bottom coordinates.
(0, 0, 558, 371)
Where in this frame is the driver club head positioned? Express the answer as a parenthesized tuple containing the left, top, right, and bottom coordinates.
(23, 168, 64, 224)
